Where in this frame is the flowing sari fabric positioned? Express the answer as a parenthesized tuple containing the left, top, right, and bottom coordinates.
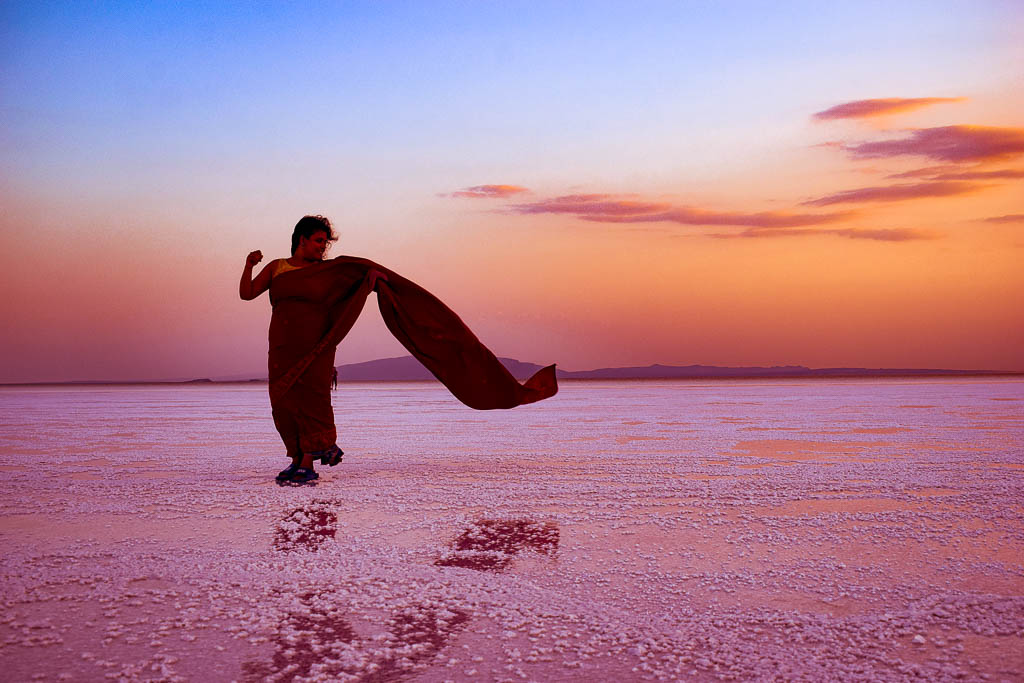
(267, 256, 558, 455)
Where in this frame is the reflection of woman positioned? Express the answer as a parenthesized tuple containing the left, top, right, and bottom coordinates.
(241, 214, 558, 487)
(240, 215, 343, 484)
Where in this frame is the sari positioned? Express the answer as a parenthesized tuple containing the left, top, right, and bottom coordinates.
(267, 256, 558, 458)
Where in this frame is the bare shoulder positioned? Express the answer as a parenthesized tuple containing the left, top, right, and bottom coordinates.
(251, 259, 278, 293)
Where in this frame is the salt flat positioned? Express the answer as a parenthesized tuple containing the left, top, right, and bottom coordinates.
(1, 378, 1022, 682)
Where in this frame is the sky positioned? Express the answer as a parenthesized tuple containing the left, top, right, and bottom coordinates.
(1, 1, 1023, 382)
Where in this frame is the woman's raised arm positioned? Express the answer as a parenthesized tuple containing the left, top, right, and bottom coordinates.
(240, 251, 274, 300)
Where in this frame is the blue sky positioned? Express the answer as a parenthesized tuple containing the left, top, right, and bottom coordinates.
(2, 1, 1022, 381)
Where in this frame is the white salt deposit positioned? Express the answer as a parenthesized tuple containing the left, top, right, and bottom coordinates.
(1, 377, 1022, 681)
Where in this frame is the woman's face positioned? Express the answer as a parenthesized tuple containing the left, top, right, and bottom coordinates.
(299, 231, 330, 260)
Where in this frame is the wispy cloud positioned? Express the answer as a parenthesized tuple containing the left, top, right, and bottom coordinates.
(886, 165, 962, 179)
(982, 214, 1024, 224)
(445, 184, 529, 199)
(711, 227, 940, 242)
(931, 169, 1024, 181)
(804, 181, 988, 206)
(509, 194, 672, 217)
(844, 126, 1024, 163)
(814, 97, 967, 121)
(888, 167, 1024, 181)
(509, 194, 849, 228)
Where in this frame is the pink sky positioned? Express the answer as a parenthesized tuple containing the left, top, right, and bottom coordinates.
(1, 3, 1022, 381)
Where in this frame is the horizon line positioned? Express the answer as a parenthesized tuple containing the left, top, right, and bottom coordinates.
(3, 357, 1022, 386)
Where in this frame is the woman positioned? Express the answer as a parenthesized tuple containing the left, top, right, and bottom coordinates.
(240, 215, 343, 484)
(241, 215, 558, 486)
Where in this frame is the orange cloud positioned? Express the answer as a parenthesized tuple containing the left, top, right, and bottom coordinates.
(446, 185, 529, 198)
(711, 227, 940, 242)
(889, 167, 1024, 181)
(983, 214, 1024, 224)
(844, 126, 1024, 163)
(509, 194, 672, 217)
(510, 194, 849, 228)
(886, 165, 958, 179)
(932, 169, 1024, 180)
(813, 97, 967, 120)
(804, 181, 988, 206)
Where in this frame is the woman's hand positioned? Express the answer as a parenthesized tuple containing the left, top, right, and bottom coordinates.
(240, 251, 272, 300)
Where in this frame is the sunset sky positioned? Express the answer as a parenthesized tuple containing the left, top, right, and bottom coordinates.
(2, 1, 1023, 382)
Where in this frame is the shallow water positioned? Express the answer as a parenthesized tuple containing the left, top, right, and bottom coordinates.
(1, 378, 1022, 681)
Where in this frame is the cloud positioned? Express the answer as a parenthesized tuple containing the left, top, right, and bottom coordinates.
(804, 181, 988, 206)
(983, 214, 1024, 224)
(886, 165, 962, 179)
(446, 185, 529, 199)
(932, 169, 1024, 181)
(889, 167, 1024, 181)
(477, 187, 947, 243)
(828, 227, 940, 241)
(509, 194, 672, 217)
(509, 194, 850, 228)
(813, 97, 967, 120)
(711, 227, 940, 242)
(844, 126, 1024, 163)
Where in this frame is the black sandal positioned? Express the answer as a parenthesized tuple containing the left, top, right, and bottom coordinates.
(310, 445, 344, 467)
(287, 468, 319, 485)
(276, 464, 299, 482)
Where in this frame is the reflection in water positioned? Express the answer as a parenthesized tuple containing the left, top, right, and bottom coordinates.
(243, 588, 469, 682)
(272, 500, 338, 552)
(257, 501, 474, 680)
(436, 518, 560, 571)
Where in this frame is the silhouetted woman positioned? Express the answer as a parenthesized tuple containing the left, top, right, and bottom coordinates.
(241, 214, 558, 487)
(240, 215, 343, 484)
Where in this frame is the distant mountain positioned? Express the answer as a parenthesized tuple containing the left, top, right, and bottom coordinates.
(554, 364, 1011, 379)
(6, 357, 1016, 386)
(330, 356, 1014, 382)
(337, 356, 545, 381)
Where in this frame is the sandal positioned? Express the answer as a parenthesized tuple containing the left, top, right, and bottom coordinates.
(287, 467, 320, 485)
(276, 464, 299, 482)
(310, 445, 344, 467)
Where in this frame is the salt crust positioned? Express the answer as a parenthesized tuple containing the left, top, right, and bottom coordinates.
(0, 379, 1022, 681)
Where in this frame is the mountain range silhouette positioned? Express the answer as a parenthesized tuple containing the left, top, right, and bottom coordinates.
(326, 356, 1011, 382)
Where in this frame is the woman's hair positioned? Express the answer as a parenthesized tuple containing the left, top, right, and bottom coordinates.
(291, 215, 338, 256)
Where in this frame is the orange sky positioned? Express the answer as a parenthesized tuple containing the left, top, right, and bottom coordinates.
(1, 3, 1022, 381)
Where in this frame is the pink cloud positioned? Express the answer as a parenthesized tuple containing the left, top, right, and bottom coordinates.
(886, 165, 962, 179)
(509, 194, 849, 228)
(895, 168, 1024, 181)
(804, 181, 988, 206)
(711, 227, 940, 242)
(509, 194, 672, 217)
(932, 169, 1024, 180)
(446, 185, 529, 199)
(982, 214, 1024, 224)
(813, 97, 967, 120)
(844, 126, 1024, 163)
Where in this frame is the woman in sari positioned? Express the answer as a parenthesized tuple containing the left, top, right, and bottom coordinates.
(241, 215, 558, 486)
(240, 215, 344, 484)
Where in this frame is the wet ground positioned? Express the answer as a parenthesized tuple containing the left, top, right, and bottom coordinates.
(1, 378, 1022, 681)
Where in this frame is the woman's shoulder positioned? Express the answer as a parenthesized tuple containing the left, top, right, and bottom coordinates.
(269, 258, 296, 278)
